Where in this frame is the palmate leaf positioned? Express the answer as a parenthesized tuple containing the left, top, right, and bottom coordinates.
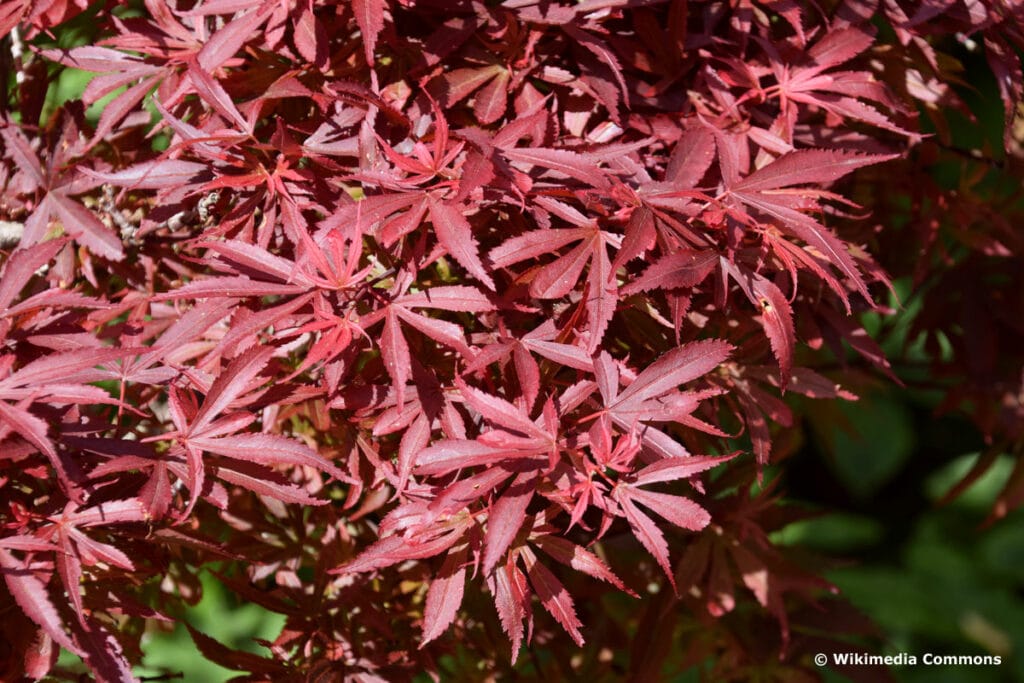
(726, 149, 896, 303)
(520, 546, 584, 646)
(187, 346, 274, 436)
(615, 340, 732, 407)
(352, 0, 387, 64)
(50, 193, 124, 262)
(731, 149, 898, 192)
(590, 345, 731, 458)
(333, 524, 470, 575)
(0, 548, 81, 657)
(504, 147, 611, 189)
(83, 160, 208, 190)
(482, 472, 535, 576)
(420, 544, 468, 645)
(721, 260, 797, 385)
(533, 534, 635, 596)
(769, 24, 916, 138)
(190, 433, 352, 483)
(490, 223, 620, 351)
(0, 239, 69, 314)
(195, 2, 274, 71)
(488, 559, 529, 664)
(615, 493, 675, 589)
(427, 195, 495, 291)
(612, 452, 735, 591)
(621, 249, 718, 295)
(215, 464, 328, 506)
(375, 285, 495, 407)
(43, 500, 147, 629)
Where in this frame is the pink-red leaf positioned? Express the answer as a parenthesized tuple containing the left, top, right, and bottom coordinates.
(615, 340, 732, 408)
(427, 196, 495, 290)
(420, 545, 468, 645)
(753, 277, 796, 387)
(615, 494, 676, 591)
(504, 148, 609, 188)
(482, 474, 534, 575)
(0, 549, 81, 656)
(196, 4, 272, 71)
(191, 433, 349, 483)
(84, 160, 208, 190)
(533, 534, 635, 596)
(521, 547, 584, 645)
(732, 149, 897, 193)
(622, 250, 718, 295)
(51, 195, 123, 261)
(352, 0, 386, 64)
(632, 453, 738, 486)
(190, 346, 274, 434)
(623, 487, 710, 532)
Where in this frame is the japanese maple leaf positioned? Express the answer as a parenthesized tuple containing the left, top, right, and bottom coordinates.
(194, 231, 374, 367)
(606, 128, 720, 262)
(34, 500, 148, 625)
(482, 508, 639, 660)
(612, 453, 737, 591)
(362, 281, 495, 408)
(0, 537, 83, 662)
(148, 347, 350, 513)
(0, 348, 126, 498)
(765, 25, 915, 140)
(333, 509, 474, 576)
(420, 543, 470, 645)
(621, 248, 719, 296)
(486, 552, 532, 662)
(43, 3, 274, 144)
(1, 499, 148, 680)
(561, 21, 630, 125)
(719, 259, 797, 387)
(155, 224, 366, 303)
(487, 535, 623, 657)
(415, 384, 563, 574)
(490, 197, 621, 352)
(722, 148, 896, 306)
(589, 341, 732, 462)
(87, 300, 235, 417)
(351, 0, 388, 65)
(414, 379, 566, 482)
(722, 365, 856, 465)
(436, 62, 512, 125)
(0, 239, 111, 345)
(465, 318, 594, 410)
(333, 106, 497, 289)
(0, 124, 123, 259)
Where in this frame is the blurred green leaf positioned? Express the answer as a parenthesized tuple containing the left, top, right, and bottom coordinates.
(135, 572, 285, 682)
(979, 518, 1024, 583)
(924, 453, 1014, 511)
(812, 395, 915, 498)
(772, 512, 885, 553)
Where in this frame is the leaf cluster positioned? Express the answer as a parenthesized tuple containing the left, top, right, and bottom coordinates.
(1, 0, 1022, 680)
